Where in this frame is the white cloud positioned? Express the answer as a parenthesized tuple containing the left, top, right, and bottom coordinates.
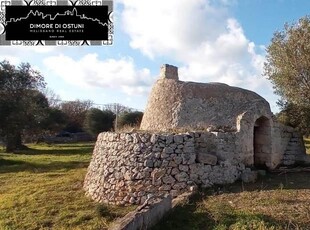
(120, 0, 278, 110)
(43, 54, 154, 95)
(178, 19, 268, 91)
(121, 0, 228, 58)
(0, 46, 58, 66)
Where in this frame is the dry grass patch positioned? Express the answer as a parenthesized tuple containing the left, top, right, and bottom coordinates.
(154, 172, 310, 230)
(0, 143, 135, 230)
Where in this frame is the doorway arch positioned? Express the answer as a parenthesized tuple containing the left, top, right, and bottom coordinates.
(253, 116, 272, 168)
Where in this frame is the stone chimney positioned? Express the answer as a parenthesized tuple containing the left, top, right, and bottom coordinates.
(159, 64, 178, 80)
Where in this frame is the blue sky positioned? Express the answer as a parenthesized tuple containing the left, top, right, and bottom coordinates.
(1, 0, 310, 112)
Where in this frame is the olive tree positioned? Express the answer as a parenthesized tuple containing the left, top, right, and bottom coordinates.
(264, 16, 310, 106)
(0, 60, 47, 152)
(264, 16, 310, 134)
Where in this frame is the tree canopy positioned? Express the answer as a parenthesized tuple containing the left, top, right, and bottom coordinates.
(264, 16, 310, 135)
(60, 100, 93, 133)
(276, 101, 310, 136)
(0, 60, 47, 152)
(264, 16, 310, 106)
(117, 111, 143, 129)
(84, 108, 115, 136)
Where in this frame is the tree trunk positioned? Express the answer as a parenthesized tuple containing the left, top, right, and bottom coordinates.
(5, 139, 15, 153)
(5, 132, 23, 153)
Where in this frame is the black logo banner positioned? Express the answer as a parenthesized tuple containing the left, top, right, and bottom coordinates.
(6, 6, 108, 40)
(0, 0, 113, 46)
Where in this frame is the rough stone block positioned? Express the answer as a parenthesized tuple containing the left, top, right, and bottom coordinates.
(163, 147, 174, 154)
(183, 146, 195, 154)
(144, 159, 154, 168)
(197, 152, 217, 165)
(174, 135, 183, 144)
(172, 182, 187, 190)
(160, 64, 178, 80)
(171, 168, 180, 175)
(181, 153, 196, 164)
(151, 169, 166, 181)
(150, 134, 159, 144)
(166, 135, 174, 145)
(162, 175, 176, 184)
(175, 172, 189, 182)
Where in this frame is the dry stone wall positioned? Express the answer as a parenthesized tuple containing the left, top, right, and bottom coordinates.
(272, 122, 295, 165)
(283, 132, 307, 165)
(84, 131, 248, 205)
(272, 122, 308, 166)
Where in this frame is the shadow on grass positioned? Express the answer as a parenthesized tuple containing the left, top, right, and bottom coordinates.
(153, 192, 306, 230)
(0, 158, 26, 167)
(12, 143, 95, 156)
(96, 204, 133, 222)
(152, 193, 282, 230)
(0, 158, 90, 173)
(213, 172, 310, 192)
(0, 143, 94, 156)
(0, 143, 94, 173)
(17, 147, 94, 156)
(152, 194, 215, 230)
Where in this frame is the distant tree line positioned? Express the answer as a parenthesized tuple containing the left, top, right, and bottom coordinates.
(0, 60, 143, 152)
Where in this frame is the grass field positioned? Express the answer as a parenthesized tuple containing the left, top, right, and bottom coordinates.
(1, 140, 309, 230)
(0, 143, 134, 230)
(154, 138, 310, 230)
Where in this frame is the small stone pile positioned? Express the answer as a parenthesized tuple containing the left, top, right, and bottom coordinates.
(83, 131, 250, 205)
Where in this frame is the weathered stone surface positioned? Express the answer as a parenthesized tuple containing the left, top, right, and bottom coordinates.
(162, 175, 176, 184)
(110, 195, 172, 230)
(151, 168, 166, 181)
(174, 135, 184, 144)
(172, 182, 187, 190)
(181, 153, 196, 164)
(144, 159, 154, 168)
(163, 147, 174, 154)
(174, 172, 189, 182)
(171, 168, 179, 176)
(159, 185, 171, 191)
(197, 153, 217, 165)
(179, 164, 189, 172)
